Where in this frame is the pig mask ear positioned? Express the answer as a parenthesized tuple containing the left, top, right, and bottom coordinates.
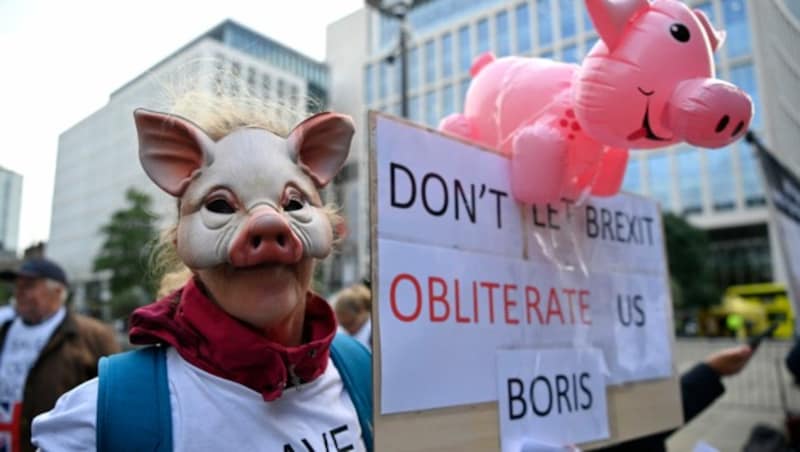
(287, 112, 355, 188)
(134, 109, 214, 197)
(693, 9, 726, 52)
(586, 0, 650, 50)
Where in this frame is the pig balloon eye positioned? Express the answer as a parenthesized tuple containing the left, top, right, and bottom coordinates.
(283, 198, 304, 212)
(670, 23, 690, 42)
(206, 199, 236, 214)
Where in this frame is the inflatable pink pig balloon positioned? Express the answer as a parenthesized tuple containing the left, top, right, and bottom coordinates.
(439, 0, 753, 204)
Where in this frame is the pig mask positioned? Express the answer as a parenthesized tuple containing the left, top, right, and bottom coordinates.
(134, 109, 354, 270)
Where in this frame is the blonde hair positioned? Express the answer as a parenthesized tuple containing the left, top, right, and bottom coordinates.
(147, 88, 345, 288)
(333, 283, 372, 314)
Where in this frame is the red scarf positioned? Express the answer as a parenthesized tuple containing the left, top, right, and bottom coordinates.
(129, 278, 336, 401)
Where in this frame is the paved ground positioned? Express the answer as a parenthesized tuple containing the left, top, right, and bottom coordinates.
(666, 338, 797, 451)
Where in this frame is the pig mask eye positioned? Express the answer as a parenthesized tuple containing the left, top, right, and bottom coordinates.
(282, 186, 309, 213)
(670, 23, 690, 42)
(204, 190, 238, 215)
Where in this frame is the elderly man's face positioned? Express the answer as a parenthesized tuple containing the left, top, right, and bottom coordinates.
(14, 276, 64, 324)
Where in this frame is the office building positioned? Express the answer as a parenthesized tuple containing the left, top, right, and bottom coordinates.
(49, 20, 329, 309)
(328, 0, 799, 291)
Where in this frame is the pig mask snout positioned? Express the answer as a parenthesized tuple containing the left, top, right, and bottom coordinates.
(229, 207, 303, 268)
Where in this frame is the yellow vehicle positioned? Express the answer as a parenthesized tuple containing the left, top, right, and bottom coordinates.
(704, 283, 794, 339)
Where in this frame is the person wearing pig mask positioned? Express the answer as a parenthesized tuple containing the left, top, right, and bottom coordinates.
(31, 94, 373, 452)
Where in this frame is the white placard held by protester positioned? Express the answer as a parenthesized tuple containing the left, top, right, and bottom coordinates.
(496, 348, 609, 451)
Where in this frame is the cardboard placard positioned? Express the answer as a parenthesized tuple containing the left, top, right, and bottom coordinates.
(369, 112, 682, 450)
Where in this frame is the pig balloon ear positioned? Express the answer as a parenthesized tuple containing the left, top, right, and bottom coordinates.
(586, 0, 650, 50)
(288, 112, 355, 188)
(694, 9, 725, 52)
(134, 109, 214, 197)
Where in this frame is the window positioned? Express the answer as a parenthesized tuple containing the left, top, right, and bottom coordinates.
(395, 57, 403, 96)
(459, 78, 471, 108)
(409, 47, 420, 91)
(442, 83, 456, 117)
(538, 0, 554, 47)
(458, 25, 472, 73)
(708, 146, 736, 211)
(277, 79, 285, 101)
(261, 74, 271, 99)
(442, 33, 454, 78)
(723, 0, 751, 58)
(695, 3, 720, 65)
(739, 145, 765, 206)
(425, 39, 436, 84)
(477, 18, 490, 54)
(425, 91, 438, 127)
(496, 10, 511, 57)
(290, 85, 299, 107)
(622, 158, 642, 193)
(582, 3, 593, 32)
(584, 36, 599, 57)
(516, 3, 532, 54)
(540, 49, 554, 59)
(409, 95, 421, 123)
(380, 14, 399, 49)
(364, 64, 373, 105)
(647, 154, 672, 209)
(559, 0, 576, 39)
(729, 63, 761, 129)
(230, 61, 241, 95)
(379, 60, 389, 100)
(247, 68, 257, 94)
(676, 148, 703, 214)
(562, 44, 578, 63)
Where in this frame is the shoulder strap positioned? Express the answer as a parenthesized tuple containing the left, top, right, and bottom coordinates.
(96, 346, 172, 452)
(330, 333, 373, 452)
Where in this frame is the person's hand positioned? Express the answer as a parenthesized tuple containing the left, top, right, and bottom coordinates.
(705, 344, 754, 376)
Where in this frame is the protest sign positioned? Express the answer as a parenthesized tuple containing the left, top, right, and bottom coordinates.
(369, 113, 682, 450)
(496, 348, 609, 450)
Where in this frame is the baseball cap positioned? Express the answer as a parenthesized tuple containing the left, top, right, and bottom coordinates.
(0, 257, 69, 287)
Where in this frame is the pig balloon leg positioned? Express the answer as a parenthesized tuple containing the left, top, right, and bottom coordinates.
(510, 123, 567, 204)
(438, 113, 478, 141)
(590, 147, 629, 196)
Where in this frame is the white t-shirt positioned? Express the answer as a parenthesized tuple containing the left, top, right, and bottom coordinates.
(353, 318, 372, 351)
(0, 307, 66, 450)
(32, 347, 366, 452)
(0, 305, 15, 325)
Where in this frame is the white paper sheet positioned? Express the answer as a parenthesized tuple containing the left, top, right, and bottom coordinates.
(496, 348, 609, 450)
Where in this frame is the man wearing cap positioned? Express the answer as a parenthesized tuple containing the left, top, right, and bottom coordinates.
(0, 258, 120, 452)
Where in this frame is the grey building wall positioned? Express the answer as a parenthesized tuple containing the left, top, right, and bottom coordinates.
(326, 9, 370, 291)
(0, 167, 22, 253)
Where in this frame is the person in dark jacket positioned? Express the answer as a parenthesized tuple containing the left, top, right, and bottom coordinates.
(0, 258, 120, 452)
(597, 344, 754, 452)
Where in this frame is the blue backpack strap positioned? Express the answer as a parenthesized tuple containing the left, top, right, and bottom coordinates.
(96, 346, 172, 452)
(330, 333, 374, 452)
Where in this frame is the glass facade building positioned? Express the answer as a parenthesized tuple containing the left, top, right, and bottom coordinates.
(361, 0, 772, 289)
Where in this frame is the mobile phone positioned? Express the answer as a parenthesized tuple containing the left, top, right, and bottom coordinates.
(748, 322, 780, 350)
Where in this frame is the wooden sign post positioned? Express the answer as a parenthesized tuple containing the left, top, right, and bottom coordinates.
(368, 112, 682, 451)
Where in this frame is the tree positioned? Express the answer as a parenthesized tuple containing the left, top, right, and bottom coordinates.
(93, 188, 159, 320)
(663, 213, 721, 309)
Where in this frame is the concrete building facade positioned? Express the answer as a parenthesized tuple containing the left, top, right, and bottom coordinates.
(0, 166, 22, 254)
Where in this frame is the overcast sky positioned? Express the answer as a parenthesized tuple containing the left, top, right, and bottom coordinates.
(0, 0, 362, 253)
